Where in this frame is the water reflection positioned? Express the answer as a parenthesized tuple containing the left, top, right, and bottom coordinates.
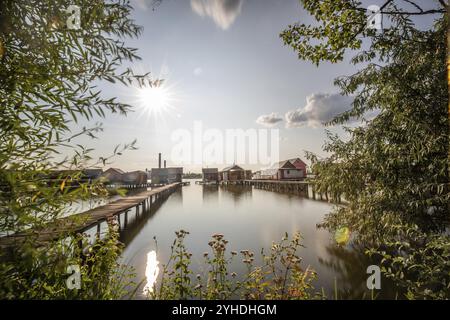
(318, 243, 400, 299)
(202, 184, 218, 201)
(119, 181, 397, 299)
(118, 189, 182, 246)
(143, 250, 160, 295)
(318, 243, 372, 299)
(219, 184, 252, 204)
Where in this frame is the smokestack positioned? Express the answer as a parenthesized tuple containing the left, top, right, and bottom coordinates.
(164, 160, 166, 168)
(158, 153, 161, 169)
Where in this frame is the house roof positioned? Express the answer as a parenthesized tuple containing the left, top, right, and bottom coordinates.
(82, 169, 103, 174)
(105, 168, 125, 174)
(270, 160, 297, 169)
(221, 164, 244, 172)
(288, 158, 307, 167)
(125, 170, 147, 175)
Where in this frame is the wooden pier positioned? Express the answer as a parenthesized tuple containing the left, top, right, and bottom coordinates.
(0, 182, 182, 248)
(218, 179, 341, 203)
(106, 183, 152, 189)
(195, 180, 219, 185)
(244, 180, 309, 197)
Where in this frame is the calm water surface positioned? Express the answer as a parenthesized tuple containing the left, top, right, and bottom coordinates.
(118, 180, 397, 299)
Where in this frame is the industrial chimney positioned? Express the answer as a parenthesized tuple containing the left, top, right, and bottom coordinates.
(164, 160, 166, 168)
(158, 153, 161, 169)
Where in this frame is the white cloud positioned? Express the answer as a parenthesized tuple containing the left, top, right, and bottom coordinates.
(191, 0, 243, 30)
(256, 112, 283, 127)
(194, 67, 203, 76)
(285, 93, 353, 128)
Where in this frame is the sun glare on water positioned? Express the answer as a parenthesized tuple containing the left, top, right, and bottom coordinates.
(143, 250, 160, 295)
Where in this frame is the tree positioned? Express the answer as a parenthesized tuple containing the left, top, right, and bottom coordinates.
(281, 0, 449, 298)
(0, 0, 152, 298)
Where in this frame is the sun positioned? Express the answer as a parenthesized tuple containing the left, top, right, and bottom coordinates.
(127, 66, 181, 124)
(137, 85, 170, 113)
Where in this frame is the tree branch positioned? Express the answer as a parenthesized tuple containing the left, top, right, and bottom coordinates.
(380, 9, 446, 15)
(438, 0, 448, 8)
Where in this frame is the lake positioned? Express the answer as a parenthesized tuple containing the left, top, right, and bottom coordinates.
(118, 180, 398, 299)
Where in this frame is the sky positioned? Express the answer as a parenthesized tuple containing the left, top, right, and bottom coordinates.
(69, 0, 440, 172)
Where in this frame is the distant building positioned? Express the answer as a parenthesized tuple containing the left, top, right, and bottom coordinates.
(122, 170, 148, 185)
(288, 158, 307, 177)
(150, 153, 183, 185)
(151, 168, 182, 184)
(82, 169, 103, 181)
(259, 159, 305, 180)
(252, 170, 261, 180)
(102, 168, 148, 185)
(151, 168, 168, 185)
(167, 167, 183, 183)
(102, 168, 125, 183)
(202, 168, 219, 183)
(219, 165, 247, 181)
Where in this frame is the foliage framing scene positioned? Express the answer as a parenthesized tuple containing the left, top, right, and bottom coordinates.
(0, 0, 448, 301)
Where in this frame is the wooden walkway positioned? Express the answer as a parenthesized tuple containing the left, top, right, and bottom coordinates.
(245, 179, 309, 185)
(246, 179, 341, 202)
(0, 183, 181, 248)
(217, 179, 340, 202)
